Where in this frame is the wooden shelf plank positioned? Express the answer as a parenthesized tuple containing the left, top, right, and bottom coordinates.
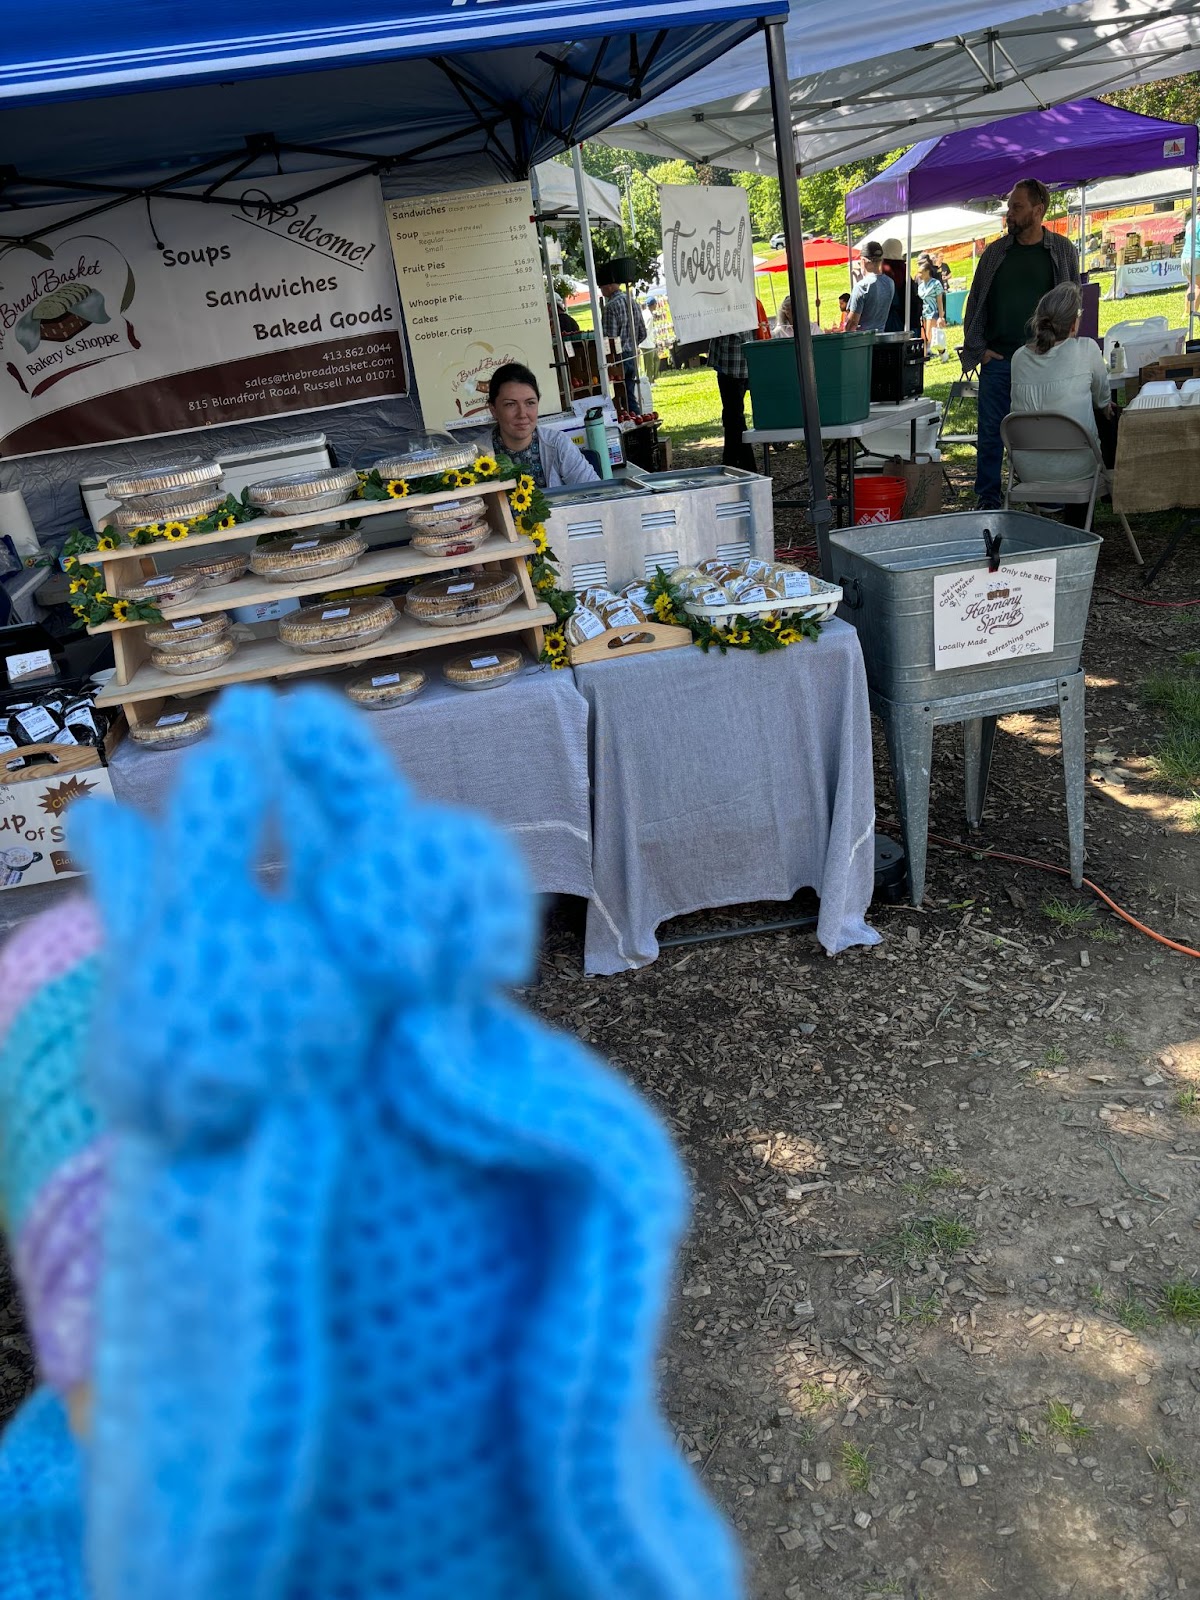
(78, 479, 517, 565)
(86, 535, 535, 634)
(93, 602, 555, 708)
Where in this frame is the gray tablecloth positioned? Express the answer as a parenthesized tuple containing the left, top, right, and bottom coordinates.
(572, 618, 880, 975)
(108, 662, 594, 902)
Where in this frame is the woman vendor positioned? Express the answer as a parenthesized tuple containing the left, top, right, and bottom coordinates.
(487, 363, 600, 489)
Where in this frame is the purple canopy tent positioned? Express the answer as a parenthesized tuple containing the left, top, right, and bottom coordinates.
(846, 99, 1198, 220)
(845, 98, 1200, 337)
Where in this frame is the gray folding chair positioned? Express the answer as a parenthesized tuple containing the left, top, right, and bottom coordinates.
(1000, 410, 1143, 564)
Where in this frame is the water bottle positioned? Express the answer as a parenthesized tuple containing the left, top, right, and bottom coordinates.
(584, 406, 612, 479)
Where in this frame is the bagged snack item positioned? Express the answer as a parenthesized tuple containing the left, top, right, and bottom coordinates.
(575, 586, 620, 612)
(770, 566, 813, 600)
(564, 606, 606, 647)
(598, 598, 648, 630)
(621, 583, 652, 610)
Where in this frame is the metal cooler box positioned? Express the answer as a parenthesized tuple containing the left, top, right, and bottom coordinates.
(828, 511, 1101, 905)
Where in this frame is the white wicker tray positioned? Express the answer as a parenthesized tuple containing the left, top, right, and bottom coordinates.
(684, 576, 842, 626)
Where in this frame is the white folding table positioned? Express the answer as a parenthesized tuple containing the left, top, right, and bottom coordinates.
(745, 396, 939, 527)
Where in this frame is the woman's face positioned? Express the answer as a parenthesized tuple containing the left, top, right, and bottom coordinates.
(490, 382, 539, 448)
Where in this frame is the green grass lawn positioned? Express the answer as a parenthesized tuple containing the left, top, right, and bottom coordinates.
(648, 282, 1196, 462)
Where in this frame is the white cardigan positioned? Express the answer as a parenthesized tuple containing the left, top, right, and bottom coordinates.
(1010, 337, 1109, 483)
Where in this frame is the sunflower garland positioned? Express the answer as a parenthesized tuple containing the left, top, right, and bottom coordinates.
(60, 554, 163, 629)
(645, 568, 821, 654)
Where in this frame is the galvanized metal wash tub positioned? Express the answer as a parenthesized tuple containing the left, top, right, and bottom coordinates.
(828, 512, 1100, 704)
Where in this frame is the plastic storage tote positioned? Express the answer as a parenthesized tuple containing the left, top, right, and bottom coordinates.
(743, 331, 875, 429)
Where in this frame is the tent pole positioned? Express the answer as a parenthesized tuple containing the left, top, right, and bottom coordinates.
(572, 144, 611, 402)
(531, 168, 572, 411)
(1078, 184, 1086, 266)
(764, 18, 832, 577)
(905, 211, 913, 336)
(1190, 165, 1197, 344)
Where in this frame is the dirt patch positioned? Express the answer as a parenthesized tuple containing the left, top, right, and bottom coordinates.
(524, 452, 1200, 1599)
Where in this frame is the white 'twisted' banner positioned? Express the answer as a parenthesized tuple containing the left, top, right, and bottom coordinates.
(658, 185, 755, 343)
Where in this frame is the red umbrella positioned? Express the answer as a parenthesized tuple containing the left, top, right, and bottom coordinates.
(756, 238, 860, 321)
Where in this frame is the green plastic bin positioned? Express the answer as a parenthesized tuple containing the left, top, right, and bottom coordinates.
(743, 331, 876, 429)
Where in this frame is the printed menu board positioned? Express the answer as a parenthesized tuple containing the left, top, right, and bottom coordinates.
(387, 182, 556, 430)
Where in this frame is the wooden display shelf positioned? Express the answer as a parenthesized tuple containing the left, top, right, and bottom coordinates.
(76, 479, 517, 564)
(95, 602, 556, 716)
(86, 534, 535, 633)
(86, 479, 547, 728)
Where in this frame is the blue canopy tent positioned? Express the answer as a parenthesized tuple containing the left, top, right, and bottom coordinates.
(0, 1, 834, 565)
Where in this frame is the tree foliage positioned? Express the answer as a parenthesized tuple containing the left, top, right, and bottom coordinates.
(1104, 74, 1200, 127)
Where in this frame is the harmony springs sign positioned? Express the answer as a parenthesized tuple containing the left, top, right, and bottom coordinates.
(0, 168, 405, 459)
(658, 185, 756, 343)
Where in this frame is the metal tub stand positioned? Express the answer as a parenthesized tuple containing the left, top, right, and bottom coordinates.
(875, 672, 1085, 907)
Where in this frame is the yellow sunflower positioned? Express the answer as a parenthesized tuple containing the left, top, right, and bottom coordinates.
(135, 523, 163, 539)
(442, 469, 464, 488)
(509, 486, 533, 514)
(529, 528, 547, 555)
(111, 599, 130, 622)
(474, 453, 498, 477)
(96, 534, 119, 551)
(517, 473, 534, 494)
(216, 513, 236, 530)
(726, 628, 751, 646)
(162, 521, 188, 541)
(761, 614, 781, 632)
(68, 578, 85, 595)
(70, 603, 88, 619)
(385, 479, 410, 499)
(652, 593, 676, 623)
(778, 627, 801, 646)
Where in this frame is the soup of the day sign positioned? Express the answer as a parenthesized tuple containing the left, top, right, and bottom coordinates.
(0, 168, 406, 459)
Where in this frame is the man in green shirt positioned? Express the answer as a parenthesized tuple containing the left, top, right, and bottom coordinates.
(961, 178, 1080, 508)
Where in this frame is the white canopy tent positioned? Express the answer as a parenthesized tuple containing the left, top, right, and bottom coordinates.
(1065, 166, 1195, 209)
(858, 206, 1005, 254)
(533, 161, 624, 227)
(601, 0, 1200, 176)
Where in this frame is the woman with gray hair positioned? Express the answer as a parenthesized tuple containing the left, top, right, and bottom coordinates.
(1009, 282, 1114, 517)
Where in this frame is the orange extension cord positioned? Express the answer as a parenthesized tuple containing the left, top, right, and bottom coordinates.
(924, 832, 1200, 960)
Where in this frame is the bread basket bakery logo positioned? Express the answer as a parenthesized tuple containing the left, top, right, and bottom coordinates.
(0, 234, 137, 399)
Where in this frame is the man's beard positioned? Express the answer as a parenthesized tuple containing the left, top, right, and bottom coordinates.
(1006, 217, 1022, 235)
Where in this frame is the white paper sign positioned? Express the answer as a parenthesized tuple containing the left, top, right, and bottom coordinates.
(0, 169, 406, 459)
(386, 182, 555, 430)
(934, 559, 1057, 670)
(659, 186, 755, 342)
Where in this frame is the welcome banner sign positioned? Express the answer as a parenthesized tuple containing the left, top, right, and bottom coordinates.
(658, 185, 755, 343)
(0, 168, 405, 459)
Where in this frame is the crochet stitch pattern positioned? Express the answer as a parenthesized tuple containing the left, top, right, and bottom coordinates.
(67, 684, 742, 1600)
